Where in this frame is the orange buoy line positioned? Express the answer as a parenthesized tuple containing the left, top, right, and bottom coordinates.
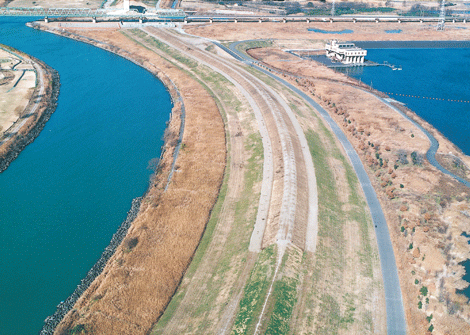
(383, 92, 470, 103)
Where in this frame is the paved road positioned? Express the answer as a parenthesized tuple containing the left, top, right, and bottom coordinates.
(225, 40, 407, 335)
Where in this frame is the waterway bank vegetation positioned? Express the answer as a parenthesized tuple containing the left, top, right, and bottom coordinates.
(35, 22, 387, 334)
(246, 44, 470, 333)
(32, 17, 470, 335)
(0, 44, 59, 173)
(35, 25, 227, 334)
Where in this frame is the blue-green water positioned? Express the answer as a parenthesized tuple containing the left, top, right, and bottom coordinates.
(338, 48, 470, 156)
(0, 18, 171, 334)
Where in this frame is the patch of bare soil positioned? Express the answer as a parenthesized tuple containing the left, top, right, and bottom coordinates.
(247, 45, 470, 334)
(37, 27, 227, 335)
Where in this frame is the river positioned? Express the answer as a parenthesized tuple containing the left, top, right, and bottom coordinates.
(0, 17, 171, 334)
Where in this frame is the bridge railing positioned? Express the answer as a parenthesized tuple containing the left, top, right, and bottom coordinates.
(0, 7, 108, 17)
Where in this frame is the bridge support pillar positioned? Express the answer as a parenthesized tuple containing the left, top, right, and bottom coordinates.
(329, 18, 333, 23)
(209, 18, 213, 24)
(259, 18, 262, 23)
(139, 17, 143, 24)
(398, 19, 401, 23)
(44, 17, 48, 23)
(453, 19, 456, 23)
(92, 17, 96, 23)
(375, 18, 379, 23)
(283, 18, 287, 23)
(464, 19, 467, 23)
(306, 18, 310, 23)
(184, 18, 188, 24)
(420, 19, 423, 23)
(234, 18, 238, 23)
(353, 18, 357, 23)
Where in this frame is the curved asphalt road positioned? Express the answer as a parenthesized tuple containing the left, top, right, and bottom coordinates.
(221, 40, 407, 335)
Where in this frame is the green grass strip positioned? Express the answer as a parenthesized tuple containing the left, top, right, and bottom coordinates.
(231, 245, 277, 335)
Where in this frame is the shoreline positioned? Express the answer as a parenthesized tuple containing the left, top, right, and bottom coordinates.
(0, 46, 60, 173)
(245, 43, 470, 333)
(34, 23, 226, 334)
(16, 20, 468, 334)
(30, 23, 188, 335)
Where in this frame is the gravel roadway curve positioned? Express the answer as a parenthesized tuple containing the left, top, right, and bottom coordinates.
(225, 40, 407, 335)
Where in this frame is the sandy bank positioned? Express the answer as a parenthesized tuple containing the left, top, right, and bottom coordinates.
(0, 45, 59, 173)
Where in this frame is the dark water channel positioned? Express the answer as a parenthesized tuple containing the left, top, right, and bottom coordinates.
(0, 17, 171, 334)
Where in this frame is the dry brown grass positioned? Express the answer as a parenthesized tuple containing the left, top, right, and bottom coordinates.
(247, 45, 470, 335)
(185, 21, 470, 44)
(45, 28, 227, 335)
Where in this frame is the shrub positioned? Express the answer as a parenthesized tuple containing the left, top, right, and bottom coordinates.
(400, 184, 404, 188)
(125, 237, 139, 251)
(426, 314, 433, 322)
(411, 151, 423, 165)
(428, 324, 434, 332)
(409, 243, 413, 250)
(420, 286, 428, 296)
(397, 149, 409, 164)
(415, 279, 419, 284)
(401, 226, 405, 232)
(418, 301, 422, 309)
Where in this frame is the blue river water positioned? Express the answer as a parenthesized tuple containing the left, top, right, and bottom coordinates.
(0, 17, 171, 334)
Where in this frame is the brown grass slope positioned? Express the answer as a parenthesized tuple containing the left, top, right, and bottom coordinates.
(49, 28, 226, 335)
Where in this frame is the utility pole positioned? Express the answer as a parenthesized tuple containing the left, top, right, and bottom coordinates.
(437, 0, 446, 30)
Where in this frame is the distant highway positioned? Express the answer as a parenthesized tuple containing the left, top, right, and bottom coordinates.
(0, 6, 468, 25)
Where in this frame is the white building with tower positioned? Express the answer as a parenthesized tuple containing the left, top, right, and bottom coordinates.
(325, 40, 367, 64)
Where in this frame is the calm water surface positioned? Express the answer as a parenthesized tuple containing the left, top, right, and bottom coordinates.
(0, 17, 171, 333)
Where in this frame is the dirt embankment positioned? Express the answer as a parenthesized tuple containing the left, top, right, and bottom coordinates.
(0, 48, 60, 173)
(247, 46, 470, 335)
(33, 25, 226, 335)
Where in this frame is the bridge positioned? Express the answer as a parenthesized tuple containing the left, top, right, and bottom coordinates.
(0, 7, 467, 26)
(0, 7, 186, 19)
